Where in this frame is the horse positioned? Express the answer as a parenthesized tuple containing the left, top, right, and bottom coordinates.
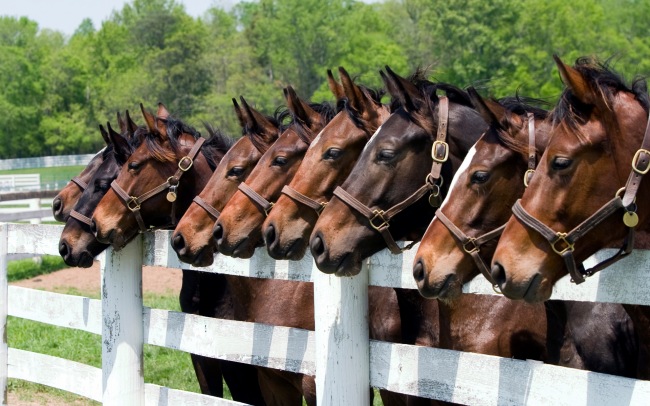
(262, 67, 391, 261)
(88, 103, 267, 403)
(212, 86, 337, 258)
(171, 96, 285, 266)
(310, 66, 552, 366)
(59, 121, 141, 267)
(51, 112, 139, 222)
(490, 55, 650, 378)
(412, 90, 639, 377)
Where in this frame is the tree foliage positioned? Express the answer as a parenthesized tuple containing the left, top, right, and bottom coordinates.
(0, 0, 649, 158)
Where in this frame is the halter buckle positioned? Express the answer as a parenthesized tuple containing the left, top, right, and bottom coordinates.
(462, 238, 480, 254)
(178, 156, 194, 172)
(551, 232, 574, 255)
(523, 169, 535, 188)
(632, 148, 650, 175)
(127, 197, 141, 212)
(432, 141, 449, 163)
(316, 201, 327, 215)
(370, 209, 389, 231)
(264, 202, 275, 217)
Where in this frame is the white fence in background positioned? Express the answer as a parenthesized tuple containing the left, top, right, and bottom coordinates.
(0, 175, 40, 193)
(0, 154, 95, 171)
(1, 223, 649, 405)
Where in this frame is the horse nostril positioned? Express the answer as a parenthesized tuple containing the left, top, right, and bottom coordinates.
(213, 223, 224, 244)
(264, 224, 277, 247)
(52, 198, 62, 214)
(413, 259, 425, 282)
(310, 235, 326, 257)
(59, 241, 69, 258)
(491, 262, 507, 287)
(90, 220, 98, 235)
(172, 234, 185, 252)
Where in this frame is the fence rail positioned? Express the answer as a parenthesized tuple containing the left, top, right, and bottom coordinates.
(1, 223, 649, 405)
(0, 154, 96, 171)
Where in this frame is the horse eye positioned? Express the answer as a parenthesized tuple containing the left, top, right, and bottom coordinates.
(324, 147, 342, 160)
(470, 171, 490, 184)
(128, 162, 140, 171)
(377, 149, 396, 162)
(551, 156, 573, 171)
(227, 166, 245, 178)
(272, 156, 288, 166)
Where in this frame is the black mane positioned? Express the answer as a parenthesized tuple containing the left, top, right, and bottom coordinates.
(202, 123, 235, 170)
(494, 96, 550, 155)
(293, 101, 338, 145)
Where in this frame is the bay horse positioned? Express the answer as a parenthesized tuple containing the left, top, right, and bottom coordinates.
(310, 66, 552, 365)
(490, 56, 650, 378)
(52, 112, 139, 222)
(88, 104, 267, 403)
(59, 121, 141, 267)
(412, 90, 639, 377)
(171, 96, 285, 266)
(213, 86, 337, 258)
(262, 67, 391, 260)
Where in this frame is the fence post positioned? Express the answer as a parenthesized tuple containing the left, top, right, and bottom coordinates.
(0, 224, 7, 406)
(313, 260, 370, 406)
(101, 236, 144, 406)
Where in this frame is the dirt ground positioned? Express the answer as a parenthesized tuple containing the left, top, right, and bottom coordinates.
(8, 261, 183, 405)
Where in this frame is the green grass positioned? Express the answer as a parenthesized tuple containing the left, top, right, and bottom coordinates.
(0, 165, 85, 189)
(7, 255, 68, 282)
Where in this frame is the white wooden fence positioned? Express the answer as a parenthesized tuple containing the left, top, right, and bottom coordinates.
(1, 223, 650, 405)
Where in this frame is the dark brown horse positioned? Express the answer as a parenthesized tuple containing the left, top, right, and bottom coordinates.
(171, 97, 285, 266)
(491, 56, 650, 378)
(412, 91, 639, 377)
(52, 112, 139, 222)
(262, 67, 391, 260)
(213, 87, 337, 258)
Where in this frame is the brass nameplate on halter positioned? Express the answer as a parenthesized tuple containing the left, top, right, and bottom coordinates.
(167, 191, 177, 202)
(623, 211, 639, 227)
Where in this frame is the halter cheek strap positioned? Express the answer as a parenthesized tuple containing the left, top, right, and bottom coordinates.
(111, 137, 205, 233)
(333, 97, 449, 254)
(512, 109, 650, 284)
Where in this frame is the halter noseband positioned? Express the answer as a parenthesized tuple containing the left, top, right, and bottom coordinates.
(68, 177, 93, 226)
(333, 96, 450, 255)
(511, 110, 650, 284)
(71, 176, 89, 192)
(110, 137, 205, 233)
(434, 113, 537, 290)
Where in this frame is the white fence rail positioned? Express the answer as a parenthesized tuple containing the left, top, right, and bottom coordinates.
(0, 154, 95, 171)
(0, 175, 40, 192)
(1, 223, 649, 405)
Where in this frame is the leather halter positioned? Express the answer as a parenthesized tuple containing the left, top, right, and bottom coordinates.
(281, 185, 327, 214)
(238, 182, 275, 217)
(71, 176, 88, 191)
(511, 110, 650, 284)
(434, 113, 537, 289)
(110, 137, 205, 233)
(333, 97, 449, 255)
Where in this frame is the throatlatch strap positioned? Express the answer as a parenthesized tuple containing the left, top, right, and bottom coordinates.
(192, 196, 221, 220)
(238, 182, 274, 216)
(281, 185, 327, 214)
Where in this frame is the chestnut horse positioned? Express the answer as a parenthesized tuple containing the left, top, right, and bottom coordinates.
(52, 112, 139, 222)
(263, 67, 391, 260)
(213, 86, 337, 258)
(311, 67, 551, 365)
(412, 90, 638, 377)
(491, 56, 650, 378)
(172, 97, 285, 266)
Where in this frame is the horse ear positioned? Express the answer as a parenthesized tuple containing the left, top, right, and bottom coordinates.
(107, 122, 132, 164)
(125, 110, 138, 137)
(156, 103, 170, 120)
(140, 104, 157, 132)
(241, 96, 279, 143)
(99, 124, 111, 146)
(339, 66, 370, 114)
(385, 66, 422, 112)
(284, 86, 319, 128)
(233, 97, 248, 129)
(155, 103, 169, 138)
(327, 69, 345, 102)
(117, 111, 127, 134)
(553, 55, 596, 105)
(468, 87, 506, 129)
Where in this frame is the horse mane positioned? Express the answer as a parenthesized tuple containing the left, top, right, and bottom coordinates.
(293, 101, 338, 145)
(494, 95, 550, 155)
(202, 123, 236, 170)
(550, 57, 649, 141)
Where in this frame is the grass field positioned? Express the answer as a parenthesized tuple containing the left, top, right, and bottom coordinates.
(0, 165, 85, 190)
